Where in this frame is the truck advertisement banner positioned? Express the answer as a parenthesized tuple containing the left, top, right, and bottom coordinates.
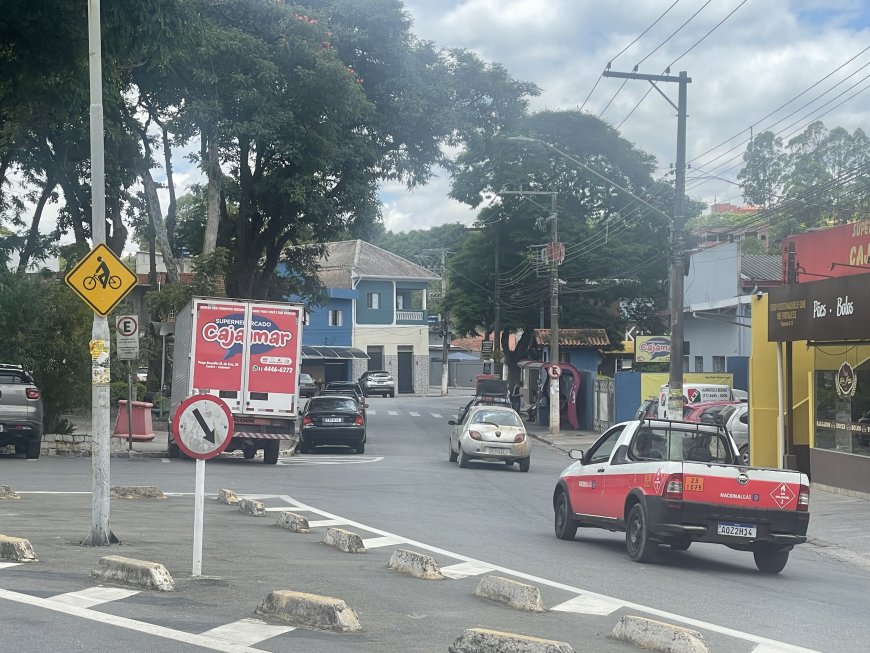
(247, 304, 300, 399)
(192, 302, 246, 405)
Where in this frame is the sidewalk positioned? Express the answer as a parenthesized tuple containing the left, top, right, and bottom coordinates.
(524, 420, 601, 453)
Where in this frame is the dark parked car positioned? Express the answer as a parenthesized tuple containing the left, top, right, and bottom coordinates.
(358, 370, 395, 397)
(298, 395, 366, 454)
(0, 363, 44, 459)
(299, 373, 317, 398)
(324, 381, 365, 402)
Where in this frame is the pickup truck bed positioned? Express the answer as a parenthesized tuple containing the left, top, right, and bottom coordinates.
(553, 418, 809, 573)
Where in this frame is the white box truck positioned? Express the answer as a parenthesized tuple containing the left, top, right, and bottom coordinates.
(168, 297, 304, 464)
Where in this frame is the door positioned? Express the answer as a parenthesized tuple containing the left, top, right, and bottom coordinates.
(397, 347, 414, 393)
(566, 426, 623, 517)
(367, 346, 384, 371)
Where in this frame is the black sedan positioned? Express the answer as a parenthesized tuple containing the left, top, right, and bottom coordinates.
(298, 395, 366, 454)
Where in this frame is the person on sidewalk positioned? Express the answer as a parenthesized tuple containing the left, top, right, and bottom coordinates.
(510, 382, 522, 413)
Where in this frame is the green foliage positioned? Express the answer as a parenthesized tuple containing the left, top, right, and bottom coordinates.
(110, 381, 147, 408)
(146, 247, 230, 320)
(0, 271, 92, 428)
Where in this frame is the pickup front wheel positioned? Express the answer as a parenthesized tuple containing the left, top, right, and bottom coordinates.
(754, 546, 789, 573)
(626, 503, 658, 563)
(554, 492, 579, 540)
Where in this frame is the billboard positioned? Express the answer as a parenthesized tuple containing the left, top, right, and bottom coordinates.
(782, 220, 870, 283)
(635, 336, 671, 363)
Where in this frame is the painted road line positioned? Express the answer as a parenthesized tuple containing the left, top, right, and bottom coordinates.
(49, 587, 140, 609)
(201, 618, 295, 646)
(362, 535, 405, 549)
(277, 457, 384, 466)
(550, 594, 624, 616)
(263, 507, 289, 512)
(0, 588, 268, 653)
(431, 413, 443, 418)
(161, 459, 170, 463)
(367, 410, 377, 416)
(752, 646, 804, 653)
(0, 562, 20, 570)
(409, 411, 421, 417)
(276, 494, 821, 653)
(440, 561, 497, 579)
(388, 410, 399, 416)
(307, 518, 347, 528)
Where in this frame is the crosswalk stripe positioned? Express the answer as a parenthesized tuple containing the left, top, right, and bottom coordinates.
(201, 618, 295, 646)
(49, 587, 140, 608)
(362, 535, 405, 549)
(0, 562, 21, 570)
(367, 410, 377, 416)
(440, 561, 495, 579)
(431, 413, 443, 418)
(409, 411, 420, 417)
(307, 518, 347, 528)
(550, 594, 623, 615)
(388, 410, 399, 416)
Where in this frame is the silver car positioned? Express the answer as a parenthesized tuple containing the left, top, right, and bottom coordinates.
(720, 403, 749, 463)
(448, 405, 531, 472)
(0, 363, 44, 459)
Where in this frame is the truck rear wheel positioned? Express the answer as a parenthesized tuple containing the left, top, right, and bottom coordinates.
(167, 432, 180, 458)
(626, 503, 658, 563)
(263, 441, 279, 465)
(754, 546, 789, 573)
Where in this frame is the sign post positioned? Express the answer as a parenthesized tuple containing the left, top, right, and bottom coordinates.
(172, 395, 234, 577)
(116, 315, 140, 451)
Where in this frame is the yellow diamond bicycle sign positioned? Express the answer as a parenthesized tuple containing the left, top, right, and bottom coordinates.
(65, 243, 138, 316)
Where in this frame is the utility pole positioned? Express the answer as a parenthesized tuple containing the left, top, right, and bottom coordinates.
(548, 192, 560, 435)
(603, 69, 691, 419)
(492, 223, 502, 378)
(85, 0, 117, 545)
(440, 249, 450, 396)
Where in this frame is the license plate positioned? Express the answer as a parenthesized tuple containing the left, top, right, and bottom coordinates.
(322, 418, 342, 423)
(486, 447, 508, 455)
(717, 521, 757, 538)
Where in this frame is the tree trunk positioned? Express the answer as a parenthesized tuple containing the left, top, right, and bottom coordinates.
(17, 175, 56, 273)
(161, 124, 178, 255)
(203, 128, 221, 254)
(58, 174, 88, 248)
(138, 159, 180, 284)
(503, 328, 534, 386)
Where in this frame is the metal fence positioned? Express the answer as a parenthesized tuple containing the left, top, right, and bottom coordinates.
(593, 376, 614, 431)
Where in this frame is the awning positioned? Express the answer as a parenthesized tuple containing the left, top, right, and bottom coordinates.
(301, 346, 370, 360)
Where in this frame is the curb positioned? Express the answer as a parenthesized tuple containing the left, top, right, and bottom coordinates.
(474, 575, 545, 612)
(0, 535, 38, 562)
(256, 590, 362, 632)
(110, 486, 166, 499)
(0, 485, 20, 499)
(239, 498, 266, 516)
(276, 512, 310, 533)
(90, 555, 175, 591)
(388, 549, 444, 580)
(449, 628, 575, 653)
(323, 527, 366, 553)
(610, 615, 708, 653)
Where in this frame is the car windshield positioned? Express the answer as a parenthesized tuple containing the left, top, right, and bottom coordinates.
(470, 410, 522, 427)
(300, 374, 314, 383)
(630, 426, 735, 464)
(309, 398, 358, 412)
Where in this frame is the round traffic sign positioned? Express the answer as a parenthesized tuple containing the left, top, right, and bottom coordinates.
(117, 315, 138, 337)
(172, 395, 234, 460)
(548, 364, 562, 379)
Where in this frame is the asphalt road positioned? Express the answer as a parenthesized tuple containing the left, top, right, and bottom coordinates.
(1, 393, 868, 652)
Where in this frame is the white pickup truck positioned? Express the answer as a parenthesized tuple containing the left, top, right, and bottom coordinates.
(553, 419, 809, 574)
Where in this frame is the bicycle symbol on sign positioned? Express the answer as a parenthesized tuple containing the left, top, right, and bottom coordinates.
(82, 256, 122, 291)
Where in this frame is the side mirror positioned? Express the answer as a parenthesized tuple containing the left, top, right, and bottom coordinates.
(568, 449, 584, 461)
(448, 420, 456, 426)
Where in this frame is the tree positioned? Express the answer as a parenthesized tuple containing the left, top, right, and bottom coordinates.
(737, 131, 785, 207)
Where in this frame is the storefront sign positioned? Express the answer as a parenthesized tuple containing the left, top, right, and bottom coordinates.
(836, 362, 858, 397)
(782, 220, 870, 283)
(768, 274, 870, 342)
(635, 336, 671, 363)
(815, 419, 870, 435)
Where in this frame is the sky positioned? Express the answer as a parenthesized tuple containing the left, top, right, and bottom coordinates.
(379, 0, 870, 232)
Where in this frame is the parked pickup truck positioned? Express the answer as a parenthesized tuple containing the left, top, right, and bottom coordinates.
(553, 419, 809, 574)
(0, 363, 44, 459)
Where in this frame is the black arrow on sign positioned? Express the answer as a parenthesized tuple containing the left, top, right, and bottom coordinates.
(192, 408, 215, 444)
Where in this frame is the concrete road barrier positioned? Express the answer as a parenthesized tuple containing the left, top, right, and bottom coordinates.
(238, 498, 266, 516)
(276, 511, 310, 533)
(110, 486, 165, 499)
(388, 549, 444, 580)
(217, 489, 239, 505)
(323, 527, 366, 553)
(610, 615, 709, 653)
(449, 628, 575, 653)
(0, 535, 38, 562)
(90, 555, 175, 592)
(474, 575, 545, 612)
(256, 590, 362, 632)
(0, 485, 19, 499)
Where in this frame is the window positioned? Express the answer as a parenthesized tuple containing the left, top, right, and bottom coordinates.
(302, 310, 310, 326)
(396, 294, 404, 310)
(695, 356, 704, 373)
(713, 356, 726, 372)
(586, 426, 624, 464)
(630, 426, 735, 464)
(367, 292, 380, 309)
(328, 309, 343, 326)
(683, 356, 690, 373)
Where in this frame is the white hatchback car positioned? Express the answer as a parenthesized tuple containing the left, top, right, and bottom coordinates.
(448, 405, 531, 472)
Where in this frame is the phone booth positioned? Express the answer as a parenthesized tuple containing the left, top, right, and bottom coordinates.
(537, 363, 581, 430)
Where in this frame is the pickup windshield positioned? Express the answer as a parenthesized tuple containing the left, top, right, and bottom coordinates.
(630, 426, 735, 465)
